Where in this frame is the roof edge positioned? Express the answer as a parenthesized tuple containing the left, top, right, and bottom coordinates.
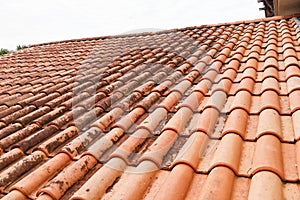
(29, 13, 300, 48)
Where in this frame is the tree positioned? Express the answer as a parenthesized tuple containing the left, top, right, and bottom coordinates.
(0, 45, 27, 56)
(16, 45, 27, 50)
(0, 48, 10, 55)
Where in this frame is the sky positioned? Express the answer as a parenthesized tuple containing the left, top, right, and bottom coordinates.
(0, 0, 265, 50)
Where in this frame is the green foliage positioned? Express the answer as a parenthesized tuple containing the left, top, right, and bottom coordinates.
(0, 45, 27, 56)
(0, 48, 10, 55)
(16, 45, 27, 50)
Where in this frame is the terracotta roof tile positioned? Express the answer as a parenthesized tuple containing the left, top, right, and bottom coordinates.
(0, 15, 300, 199)
(248, 171, 283, 200)
(10, 152, 71, 198)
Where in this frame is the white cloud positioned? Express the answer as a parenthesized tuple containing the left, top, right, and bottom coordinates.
(0, 0, 264, 50)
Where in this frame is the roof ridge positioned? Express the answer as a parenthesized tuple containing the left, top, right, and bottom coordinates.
(28, 28, 184, 48)
(29, 13, 300, 48)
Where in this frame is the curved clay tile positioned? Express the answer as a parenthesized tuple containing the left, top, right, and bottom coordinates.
(37, 126, 78, 156)
(292, 111, 300, 140)
(209, 133, 243, 174)
(257, 109, 282, 140)
(261, 77, 280, 94)
(251, 135, 284, 179)
(222, 109, 249, 138)
(289, 90, 300, 113)
(287, 76, 300, 94)
(198, 166, 236, 200)
(70, 158, 127, 200)
(285, 65, 300, 80)
(36, 155, 97, 200)
(1, 190, 28, 200)
(10, 153, 71, 198)
(259, 91, 281, 113)
(172, 131, 208, 170)
(248, 171, 283, 200)
(153, 164, 195, 200)
(139, 129, 178, 166)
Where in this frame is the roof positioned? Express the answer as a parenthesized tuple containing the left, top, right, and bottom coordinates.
(0, 15, 300, 200)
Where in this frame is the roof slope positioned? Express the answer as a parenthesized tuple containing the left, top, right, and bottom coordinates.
(0, 16, 300, 200)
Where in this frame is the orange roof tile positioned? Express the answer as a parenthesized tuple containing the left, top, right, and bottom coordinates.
(0, 15, 300, 199)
